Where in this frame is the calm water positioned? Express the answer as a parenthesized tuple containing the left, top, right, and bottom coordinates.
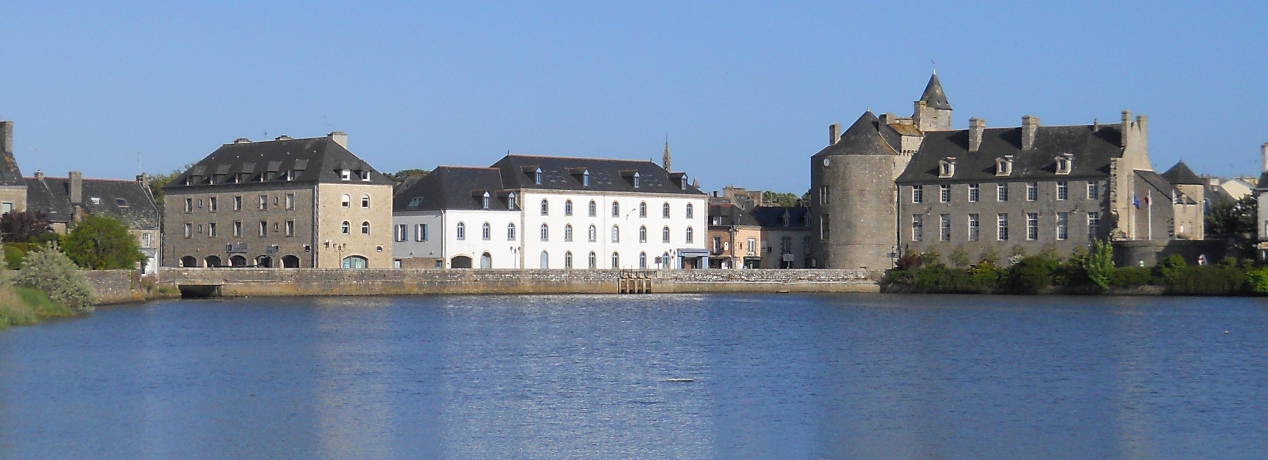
(1, 294, 1266, 459)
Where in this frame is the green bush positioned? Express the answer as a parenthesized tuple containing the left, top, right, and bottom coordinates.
(910, 265, 979, 293)
(1166, 265, 1246, 295)
(63, 215, 144, 270)
(1006, 255, 1059, 294)
(0, 285, 70, 329)
(1110, 267, 1154, 288)
(3, 242, 39, 270)
(14, 248, 94, 313)
(1246, 268, 1268, 294)
(1154, 254, 1188, 285)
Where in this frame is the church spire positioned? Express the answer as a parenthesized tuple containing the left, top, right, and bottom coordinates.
(662, 136, 672, 171)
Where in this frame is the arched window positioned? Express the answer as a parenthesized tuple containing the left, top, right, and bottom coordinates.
(180, 256, 198, 268)
(639, 202, 647, 218)
(588, 225, 597, 242)
(639, 226, 647, 243)
(361, 194, 370, 208)
(565, 224, 574, 242)
(340, 194, 351, 207)
(534, 168, 543, 185)
(457, 222, 466, 240)
(205, 255, 222, 268)
(540, 199, 549, 216)
(686, 203, 694, 218)
(281, 255, 299, 268)
(611, 225, 620, 243)
(481, 192, 490, 209)
(588, 200, 597, 217)
(639, 252, 647, 269)
(507, 223, 516, 241)
(565, 200, 573, 216)
(341, 221, 350, 234)
(662, 252, 671, 269)
(341, 255, 368, 269)
(588, 251, 597, 269)
(612, 202, 620, 217)
(361, 221, 370, 234)
(540, 223, 549, 241)
(633, 172, 641, 188)
(611, 252, 620, 268)
(508, 192, 518, 210)
(539, 250, 549, 268)
(582, 170, 590, 187)
(564, 251, 573, 269)
(686, 226, 694, 243)
(662, 203, 670, 218)
(662, 226, 670, 243)
(482, 222, 491, 240)
(480, 252, 492, 269)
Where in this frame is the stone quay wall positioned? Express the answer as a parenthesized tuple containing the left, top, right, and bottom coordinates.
(82, 270, 148, 304)
(162, 268, 877, 297)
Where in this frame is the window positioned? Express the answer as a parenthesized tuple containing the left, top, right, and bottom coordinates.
(1026, 213, 1038, 240)
(285, 220, 294, 237)
(1026, 182, 1037, 201)
(1057, 181, 1068, 201)
(285, 194, 294, 210)
(341, 221, 350, 234)
(940, 214, 951, 241)
(259, 220, 268, 237)
(820, 215, 829, 240)
(940, 184, 950, 203)
(612, 202, 620, 217)
(939, 158, 956, 177)
(1057, 212, 1069, 240)
(633, 172, 641, 188)
(662, 203, 671, 218)
(565, 224, 574, 242)
(588, 225, 597, 242)
(611, 225, 620, 243)
(1087, 182, 1099, 200)
(588, 252, 597, 269)
(912, 215, 923, 241)
(482, 222, 491, 240)
(508, 193, 518, 210)
(968, 184, 979, 202)
(414, 224, 427, 241)
(360, 170, 371, 182)
(1088, 212, 1101, 241)
(611, 252, 620, 268)
(209, 197, 218, 212)
(997, 213, 1009, 241)
(746, 238, 757, 256)
(686, 204, 694, 219)
(639, 252, 647, 269)
(565, 200, 573, 216)
(780, 236, 792, 254)
(588, 200, 597, 217)
(396, 224, 408, 242)
(506, 223, 515, 241)
(541, 199, 549, 216)
(233, 196, 242, 211)
(141, 233, 152, 248)
(456, 222, 466, 240)
(912, 186, 923, 203)
(340, 169, 351, 181)
(482, 192, 490, 210)
(184, 198, 193, 213)
(540, 224, 549, 241)
(713, 236, 724, 253)
(534, 168, 543, 185)
(639, 226, 647, 243)
(997, 183, 1009, 202)
(639, 202, 647, 218)
(1172, 190, 1180, 205)
(1056, 155, 1073, 175)
(996, 157, 1013, 176)
(662, 226, 670, 243)
(362, 194, 370, 208)
(340, 194, 350, 208)
(207, 222, 217, 237)
(183, 223, 192, 238)
(361, 221, 370, 235)
(583, 170, 591, 187)
(686, 226, 694, 244)
(233, 221, 242, 237)
(342, 256, 368, 269)
(820, 186, 831, 205)
(565, 251, 573, 269)
(968, 214, 980, 241)
(196, 198, 202, 209)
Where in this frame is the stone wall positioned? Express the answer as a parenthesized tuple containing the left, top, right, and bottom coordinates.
(163, 268, 877, 297)
(82, 270, 147, 304)
(1114, 239, 1226, 267)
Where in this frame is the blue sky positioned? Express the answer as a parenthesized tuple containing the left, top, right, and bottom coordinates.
(1, 1, 1264, 193)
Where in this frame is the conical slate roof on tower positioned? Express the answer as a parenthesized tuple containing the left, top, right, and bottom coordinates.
(812, 111, 900, 157)
(1161, 161, 1203, 186)
(918, 73, 952, 110)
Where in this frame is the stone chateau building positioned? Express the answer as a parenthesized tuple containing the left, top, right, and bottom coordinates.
(809, 73, 1205, 271)
(163, 132, 394, 269)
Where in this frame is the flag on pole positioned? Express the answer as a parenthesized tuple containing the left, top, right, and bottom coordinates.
(1132, 193, 1140, 208)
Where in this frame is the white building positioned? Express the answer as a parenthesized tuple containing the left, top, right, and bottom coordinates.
(393, 154, 709, 269)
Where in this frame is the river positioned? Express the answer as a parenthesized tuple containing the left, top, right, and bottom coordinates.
(1, 294, 1266, 459)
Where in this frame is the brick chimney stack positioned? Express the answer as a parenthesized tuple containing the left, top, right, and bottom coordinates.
(968, 118, 985, 152)
(328, 131, 348, 149)
(69, 171, 83, 206)
(0, 121, 12, 156)
(1021, 115, 1039, 150)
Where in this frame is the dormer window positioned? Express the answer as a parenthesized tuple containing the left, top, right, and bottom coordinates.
(995, 156, 1014, 176)
(782, 212, 791, 227)
(407, 196, 423, 209)
(89, 197, 101, 205)
(534, 168, 543, 185)
(340, 169, 351, 181)
(361, 170, 371, 182)
(633, 172, 641, 189)
(680, 175, 688, 190)
(482, 192, 491, 209)
(939, 157, 956, 178)
(507, 192, 518, 210)
(1055, 154, 1073, 175)
(184, 176, 192, 186)
(284, 171, 292, 181)
(582, 170, 590, 187)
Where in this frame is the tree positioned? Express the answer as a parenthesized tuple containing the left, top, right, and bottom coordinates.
(144, 164, 192, 212)
(1207, 194, 1257, 258)
(0, 211, 54, 243)
(391, 169, 429, 188)
(761, 191, 802, 207)
(62, 215, 144, 270)
(14, 246, 94, 312)
(1080, 240, 1115, 292)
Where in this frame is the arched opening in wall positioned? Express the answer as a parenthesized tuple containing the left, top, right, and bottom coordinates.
(480, 252, 492, 269)
(257, 256, 273, 268)
(451, 256, 472, 269)
(539, 251, 549, 269)
(180, 256, 198, 268)
(229, 255, 248, 267)
(281, 255, 300, 268)
(341, 255, 368, 269)
(205, 255, 222, 268)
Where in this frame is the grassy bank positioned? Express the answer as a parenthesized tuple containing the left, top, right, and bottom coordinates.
(0, 284, 77, 329)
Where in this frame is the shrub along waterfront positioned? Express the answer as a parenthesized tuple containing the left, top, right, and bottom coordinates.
(0, 246, 94, 330)
(883, 241, 1267, 296)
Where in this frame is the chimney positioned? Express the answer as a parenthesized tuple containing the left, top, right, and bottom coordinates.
(69, 171, 83, 206)
(0, 121, 11, 155)
(136, 173, 150, 189)
(1262, 142, 1268, 173)
(968, 117, 985, 152)
(328, 131, 348, 149)
(1021, 115, 1039, 150)
(274, 135, 292, 141)
(34, 170, 44, 180)
(233, 137, 251, 144)
(828, 123, 841, 146)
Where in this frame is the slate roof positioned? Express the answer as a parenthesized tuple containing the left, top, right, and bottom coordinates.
(163, 136, 393, 191)
(896, 123, 1125, 184)
(1136, 170, 1174, 198)
(25, 176, 160, 229)
(0, 146, 23, 187)
(490, 154, 704, 195)
(1162, 161, 1203, 185)
(918, 73, 952, 110)
(708, 204, 759, 227)
(812, 111, 901, 157)
(393, 167, 511, 212)
(750, 206, 810, 229)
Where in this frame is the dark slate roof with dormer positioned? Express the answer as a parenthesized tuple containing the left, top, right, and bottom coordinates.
(708, 204, 759, 227)
(896, 123, 1124, 184)
(490, 154, 704, 195)
(1162, 161, 1203, 186)
(25, 176, 160, 229)
(750, 206, 810, 229)
(812, 111, 901, 157)
(393, 166, 512, 212)
(918, 73, 952, 110)
(163, 136, 393, 191)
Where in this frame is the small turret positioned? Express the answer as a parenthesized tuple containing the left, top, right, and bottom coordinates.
(913, 72, 952, 132)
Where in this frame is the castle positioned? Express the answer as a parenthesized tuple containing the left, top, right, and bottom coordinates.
(808, 73, 1205, 271)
